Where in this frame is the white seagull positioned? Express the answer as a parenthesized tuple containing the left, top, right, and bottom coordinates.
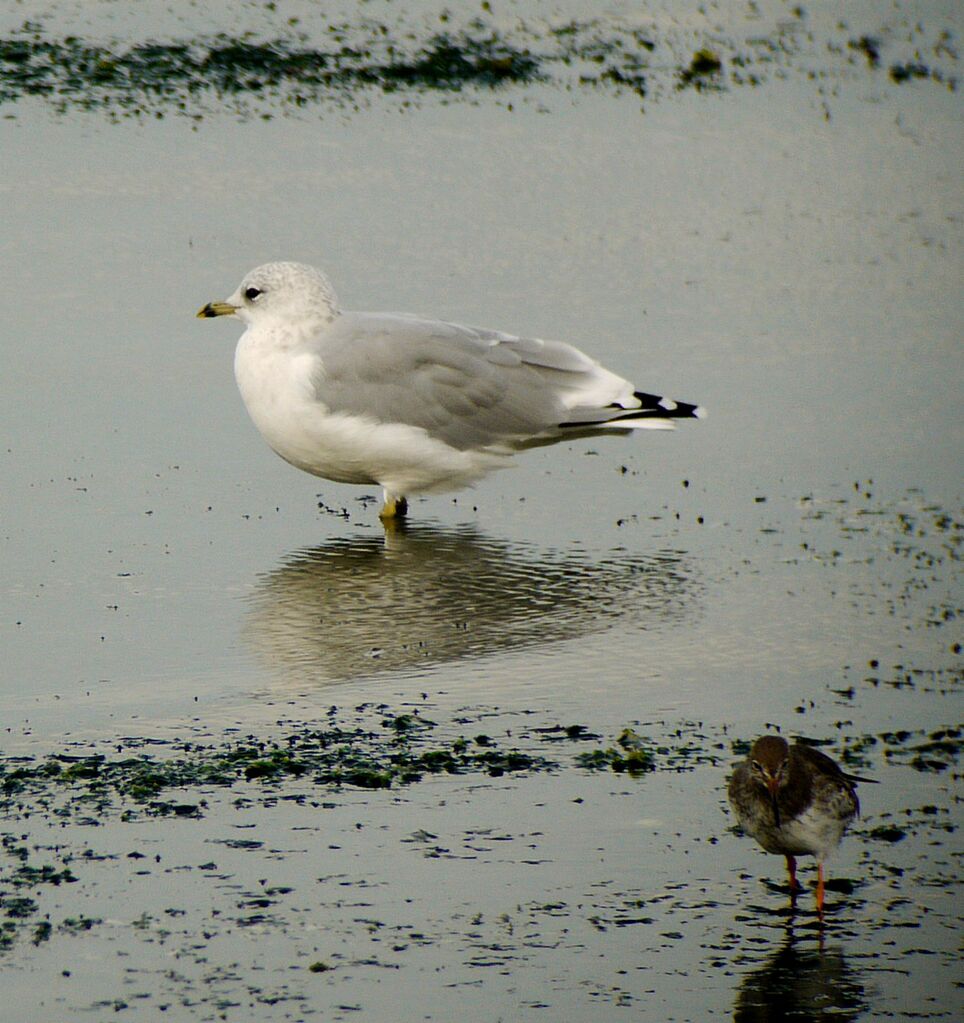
(198, 261, 704, 519)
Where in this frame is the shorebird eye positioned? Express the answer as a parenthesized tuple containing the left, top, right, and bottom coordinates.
(751, 761, 763, 773)
(244, 286, 263, 302)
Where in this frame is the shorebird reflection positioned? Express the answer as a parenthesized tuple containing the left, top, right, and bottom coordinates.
(733, 931, 866, 1022)
(243, 523, 699, 685)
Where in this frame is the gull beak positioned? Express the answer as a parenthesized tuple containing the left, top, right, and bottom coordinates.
(196, 301, 238, 319)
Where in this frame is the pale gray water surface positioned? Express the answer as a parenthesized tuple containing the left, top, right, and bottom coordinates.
(1, 1, 961, 1020)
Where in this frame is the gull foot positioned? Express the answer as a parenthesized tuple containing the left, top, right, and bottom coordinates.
(379, 495, 409, 520)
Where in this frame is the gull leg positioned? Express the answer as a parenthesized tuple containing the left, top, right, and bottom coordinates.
(379, 491, 409, 521)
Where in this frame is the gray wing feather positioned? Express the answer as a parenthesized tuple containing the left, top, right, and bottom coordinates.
(308, 312, 587, 450)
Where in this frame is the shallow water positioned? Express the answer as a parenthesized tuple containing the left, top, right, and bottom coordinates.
(1, 1, 961, 1020)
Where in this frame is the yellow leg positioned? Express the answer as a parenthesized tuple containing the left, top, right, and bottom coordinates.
(379, 493, 408, 520)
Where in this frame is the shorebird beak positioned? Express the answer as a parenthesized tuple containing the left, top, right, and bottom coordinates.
(766, 776, 782, 827)
(197, 301, 238, 319)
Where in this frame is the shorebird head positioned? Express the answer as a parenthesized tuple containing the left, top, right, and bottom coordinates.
(748, 734, 790, 826)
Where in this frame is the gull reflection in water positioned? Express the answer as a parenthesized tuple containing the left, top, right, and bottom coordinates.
(242, 523, 699, 686)
(733, 931, 867, 1022)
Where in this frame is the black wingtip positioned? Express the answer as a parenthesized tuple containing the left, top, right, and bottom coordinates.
(632, 390, 705, 420)
(558, 390, 705, 430)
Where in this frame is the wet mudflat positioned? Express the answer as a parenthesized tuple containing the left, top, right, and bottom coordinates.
(1, 0, 961, 1020)
(3, 481, 959, 1019)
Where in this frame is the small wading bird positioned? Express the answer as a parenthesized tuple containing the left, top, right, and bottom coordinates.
(198, 262, 704, 520)
(728, 735, 875, 913)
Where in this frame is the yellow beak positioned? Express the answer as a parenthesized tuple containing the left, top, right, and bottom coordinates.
(196, 301, 238, 319)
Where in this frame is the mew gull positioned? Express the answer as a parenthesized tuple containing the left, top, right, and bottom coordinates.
(198, 261, 704, 519)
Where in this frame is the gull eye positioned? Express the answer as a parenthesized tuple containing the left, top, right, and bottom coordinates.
(244, 286, 263, 302)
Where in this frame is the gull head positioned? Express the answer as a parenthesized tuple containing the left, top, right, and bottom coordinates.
(197, 261, 340, 329)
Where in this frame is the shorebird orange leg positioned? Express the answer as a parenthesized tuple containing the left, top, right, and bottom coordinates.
(785, 854, 800, 894)
(816, 862, 825, 915)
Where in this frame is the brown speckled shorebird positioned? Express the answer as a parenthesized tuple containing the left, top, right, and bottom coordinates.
(728, 735, 874, 913)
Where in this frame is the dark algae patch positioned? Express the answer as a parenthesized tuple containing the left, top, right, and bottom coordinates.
(0, 704, 556, 953)
(0, 8, 956, 121)
(574, 725, 719, 774)
(0, 715, 732, 826)
(677, 48, 724, 92)
(0, 27, 544, 118)
(0, 707, 553, 821)
(1, 833, 79, 952)
(879, 725, 962, 774)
